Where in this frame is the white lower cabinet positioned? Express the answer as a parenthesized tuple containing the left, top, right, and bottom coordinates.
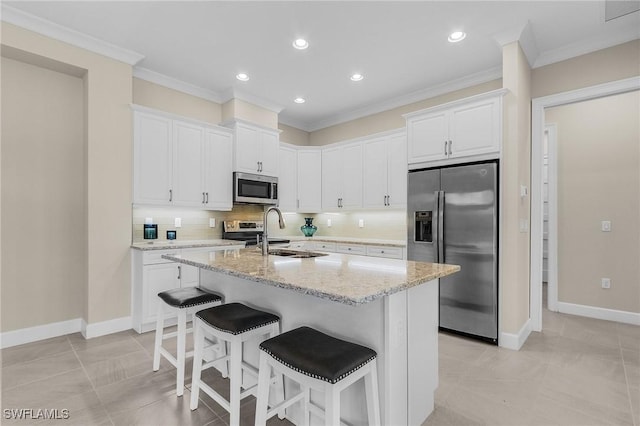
(366, 245, 404, 260)
(336, 244, 367, 256)
(312, 241, 336, 252)
(132, 245, 243, 333)
(288, 240, 404, 258)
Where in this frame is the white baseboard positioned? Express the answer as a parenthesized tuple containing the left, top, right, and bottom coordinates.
(1, 316, 133, 349)
(557, 302, 640, 326)
(499, 318, 532, 351)
(0, 318, 82, 349)
(82, 316, 132, 339)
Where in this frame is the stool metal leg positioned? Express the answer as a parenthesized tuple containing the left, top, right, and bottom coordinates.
(190, 317, 204, 411)
(364, 360, 381, 425)
(176, 309, 187, 396)
(153, 301, 164, 371)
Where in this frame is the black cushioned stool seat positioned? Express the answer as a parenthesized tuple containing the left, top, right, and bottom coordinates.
(153, 287, 223, 398)
(255, 326, 381, 426)
(190, 302, 283, 426)
(158, 287, 222, 309)
(195, 302, 280, 335)
(259, 326, 377, 384)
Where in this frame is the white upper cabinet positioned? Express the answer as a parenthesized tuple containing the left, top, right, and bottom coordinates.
(278, 145, 298, 212)
(363, 131, 407, 208)
(297, 149, 322, 212)
(172, 121, 205, 207)
(231, 121, 280, 176)
(203, 128, 233, 210)
(405, 90, 505, 167)
(133, 112, 173, 205)
(133, 107, 233, 210)
(322, 142, 363, 211)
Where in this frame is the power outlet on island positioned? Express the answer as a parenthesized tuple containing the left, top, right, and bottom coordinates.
(601, 278, 611, 289)
(174, 218, 182, 228)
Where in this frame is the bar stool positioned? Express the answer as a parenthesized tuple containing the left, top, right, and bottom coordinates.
(153, 287, 223, 396)
(190, 302, 283, 426)
(255, 326, 381, 426)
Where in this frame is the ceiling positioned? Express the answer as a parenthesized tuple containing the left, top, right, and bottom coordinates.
(3, 1, 639, 131)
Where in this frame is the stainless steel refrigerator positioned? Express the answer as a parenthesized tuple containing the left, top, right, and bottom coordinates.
(407, 161, 498, 344)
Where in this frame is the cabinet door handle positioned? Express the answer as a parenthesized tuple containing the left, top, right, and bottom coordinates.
(202, 192, 205, 203)
(257, 161, 260, 172)
(297, 199, 300, 209)
(444, 140, 448, 155)
(169, 189, 173, 202)
(448, 140, 452, 156)
(177, 265, 181, 280)
(206, 192, 209, 203)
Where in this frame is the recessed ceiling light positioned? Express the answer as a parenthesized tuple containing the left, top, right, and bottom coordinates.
(448, 31, 466, 43)
(350, 73, 364, 82)
(292, 38, 309, 50)
(294, 97, 306, 104)
(236, 73, 249, 81)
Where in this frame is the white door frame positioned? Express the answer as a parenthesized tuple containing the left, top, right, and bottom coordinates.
(544, 124, 559, 313)
(530, 76, 640, 332)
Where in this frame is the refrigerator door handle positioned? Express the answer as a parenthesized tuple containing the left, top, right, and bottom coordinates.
(437, 190, 445, 263)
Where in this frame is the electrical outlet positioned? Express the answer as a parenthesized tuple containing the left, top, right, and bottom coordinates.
(327, 219, 332, 227)
(209, 218, 216, 228)
(174, 218, 182, 228)
(358, 219, 364, 228)
(601, 278, 611, 289)
(601, 220, 612, 232)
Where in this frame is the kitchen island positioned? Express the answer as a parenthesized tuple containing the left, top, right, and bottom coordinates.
(163, 247, 459, 426)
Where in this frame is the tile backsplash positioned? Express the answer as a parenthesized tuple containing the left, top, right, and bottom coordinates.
(132, 206, 407, 242)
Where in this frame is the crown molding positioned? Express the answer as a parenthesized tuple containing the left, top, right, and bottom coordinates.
(533, 25, 640, 68)
(133, 67, 224, 103)
(1, 5, 144, 66)
(221, 88, 285, 114)
(300, 66, 503, 132)
(492, 21, 540, 68)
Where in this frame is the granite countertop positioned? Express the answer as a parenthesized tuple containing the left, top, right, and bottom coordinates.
(163, 248, 459, 306)
(288, 236, 406, 247)
(130, 239, 245, 251)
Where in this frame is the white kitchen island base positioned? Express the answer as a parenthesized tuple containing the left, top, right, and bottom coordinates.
(199, 269, 439, 426)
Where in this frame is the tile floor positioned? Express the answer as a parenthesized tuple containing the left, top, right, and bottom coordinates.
(1, 305, 638, 426)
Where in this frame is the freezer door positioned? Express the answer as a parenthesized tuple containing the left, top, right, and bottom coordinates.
(407, 169, 440, 263)
(440, 162, 498, 341)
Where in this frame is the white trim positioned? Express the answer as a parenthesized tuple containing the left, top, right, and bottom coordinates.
(533, 27, 640, 69)
(221, 88, 285, 115)
(557, 302, 640, 326)
(530, 76, 640, 333)
(1, 4, 144, 66)
(499, 319, 531, 351)
(0, 319, 82, 349)
(492, 21, 539, 68)
(545, 124, 559, 313)
(81, 316, 132, 339)
(133, 67, 224, 104)
(294, 66, 503, 132)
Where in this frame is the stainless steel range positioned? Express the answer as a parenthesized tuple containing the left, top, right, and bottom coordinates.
(222, 220, 290, 246)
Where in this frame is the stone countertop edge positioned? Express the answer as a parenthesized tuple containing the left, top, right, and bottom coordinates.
(131, 239, 245, 251)
(288, 236, 406, 247)
(161, 253, 459, 306)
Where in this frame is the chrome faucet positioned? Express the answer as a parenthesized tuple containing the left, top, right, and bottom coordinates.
(262, 206, 286, 255)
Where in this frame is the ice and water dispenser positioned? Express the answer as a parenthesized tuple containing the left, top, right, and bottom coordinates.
(414, 211, 433, 243)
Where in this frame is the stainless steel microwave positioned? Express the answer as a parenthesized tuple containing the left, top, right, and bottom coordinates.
(233, 172, 278, 205)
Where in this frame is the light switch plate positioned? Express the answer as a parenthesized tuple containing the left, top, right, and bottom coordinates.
(209, 218, 216, 228)
(358, 219, 364, 228)
(327, 219, 332, 227)
(174, 218, 182, 228)
(601, 220, 611, 232)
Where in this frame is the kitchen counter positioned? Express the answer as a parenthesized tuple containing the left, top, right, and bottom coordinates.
(288, 235, 406, 247)
(130, 239, 244, 251)
(162, 248, 458, 305)
(163, 247, 459, 425)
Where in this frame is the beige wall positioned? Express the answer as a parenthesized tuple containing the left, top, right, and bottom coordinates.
(532, 40, 640, 98)
(501, 42, 532, 335)
(2, 22, 133, 329)
(547, 91, 639, 313)
(1, 57, 85, 331)
(222, 98, 279, 129)
(132, 78, 222, 124)
(278, 123, 310, 146)
(308, 80, 502, 146)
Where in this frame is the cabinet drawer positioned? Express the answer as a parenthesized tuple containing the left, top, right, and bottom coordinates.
(288, 241, 310, 250)
(312, 242, 336, 252)
(366, 245, 403, 259)
(336, 244, 366, 255)
(143, 250, 179, 265)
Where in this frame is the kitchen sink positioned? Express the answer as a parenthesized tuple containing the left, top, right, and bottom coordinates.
(268, 249, 328, 258)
